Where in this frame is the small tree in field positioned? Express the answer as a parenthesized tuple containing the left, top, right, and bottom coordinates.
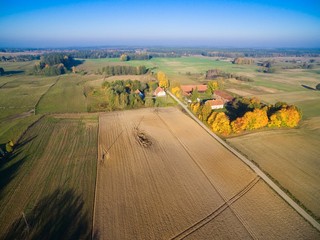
(316, 83, 320, 91)
(120, 54, 129, 61)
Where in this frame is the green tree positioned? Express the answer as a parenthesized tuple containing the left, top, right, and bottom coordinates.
(191, 87, 199, 102)
(0, 67, 4, 76)
(200, 103, 212, 121)
(316, 83, 320, 91)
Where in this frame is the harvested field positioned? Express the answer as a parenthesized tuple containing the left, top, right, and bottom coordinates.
(0, 115, 98, 239)
(228, 129, 320, 220)
(95, 107, 320, 239)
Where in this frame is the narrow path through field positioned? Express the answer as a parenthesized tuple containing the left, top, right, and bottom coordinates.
(34, 76, 60, 114)
(167, 90, 320, 232)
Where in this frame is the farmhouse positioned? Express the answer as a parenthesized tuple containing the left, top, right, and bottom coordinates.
(181, 85, 208, 96)
(213, 90, 233, 103)
(205, 99, 224, 110)
(153, 87, 166, 97)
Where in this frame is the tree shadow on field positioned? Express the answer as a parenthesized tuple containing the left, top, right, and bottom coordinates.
(0, 149, 26, 197)
(301, 84, 316, 90)
(3, 70, 25, 75)
(0, 135, 37, 196)
(15, 135, 37, 149)
(3, 188, 93, 240)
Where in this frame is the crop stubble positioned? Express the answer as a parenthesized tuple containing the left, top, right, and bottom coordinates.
(95, 107, 319, 239)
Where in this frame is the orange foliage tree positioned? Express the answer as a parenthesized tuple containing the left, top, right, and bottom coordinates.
(211, 112, 231, 136)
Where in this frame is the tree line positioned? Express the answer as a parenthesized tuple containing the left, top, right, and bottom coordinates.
(206, 69, 254, 82)
(0, 55, 40, 62)
(190, 97, 301, 136)
(99, 65, 147, 76)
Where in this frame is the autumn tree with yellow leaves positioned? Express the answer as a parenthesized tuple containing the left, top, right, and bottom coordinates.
(171, 86, 182, 98)
(157, 71, 169, 89)
(211, 112, 232, 136)
(268, 105, 301, 128)
(188, 96, 302, 136)
(231, 108, 269, 133)
(190, 102, 201, 115)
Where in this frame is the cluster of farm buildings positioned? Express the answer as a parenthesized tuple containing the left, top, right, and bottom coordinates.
(152, 84, 233, 109)
(181, 85, 233, 109)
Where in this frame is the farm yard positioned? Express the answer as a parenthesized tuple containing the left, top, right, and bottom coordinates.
(94, 107, 319, 239)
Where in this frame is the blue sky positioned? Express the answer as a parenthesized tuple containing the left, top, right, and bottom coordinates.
(0, 0, 319, 48)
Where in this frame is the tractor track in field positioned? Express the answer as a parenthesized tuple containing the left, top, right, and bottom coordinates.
(171, 176, 260, 240)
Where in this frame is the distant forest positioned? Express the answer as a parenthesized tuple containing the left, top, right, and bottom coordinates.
(1, 47, 320, 63)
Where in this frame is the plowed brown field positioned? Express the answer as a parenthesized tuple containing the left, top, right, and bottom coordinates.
(95, 107, 319, 239)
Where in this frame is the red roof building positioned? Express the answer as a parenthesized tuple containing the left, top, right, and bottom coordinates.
(213, 90, 233, 103)
(181, 85, 208, 96)
(205, 99, 225, 109)
(153, 87, 166, 97)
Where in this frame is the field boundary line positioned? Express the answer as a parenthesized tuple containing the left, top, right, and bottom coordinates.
(0, 82, 9, 89)
(15, 115, 46, 144)
(167, 91, 320, 232)
(170, 177, 260, 240)
(91, 113, 100, 240)
(34, 76, 60, 114)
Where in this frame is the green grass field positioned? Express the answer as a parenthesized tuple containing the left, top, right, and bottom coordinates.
(36, 75, 88, 114)
(0, 74, 58, 143)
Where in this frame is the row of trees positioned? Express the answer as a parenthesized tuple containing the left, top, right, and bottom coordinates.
(206, 69, 253, 82)
(190, 97, 301, 136)
(69, 50, 153, 60)
(100, 65, 147, 76)
(0, 55, 40, 62)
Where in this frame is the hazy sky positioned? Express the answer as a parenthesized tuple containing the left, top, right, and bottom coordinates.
(1, 0, 320, 48)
